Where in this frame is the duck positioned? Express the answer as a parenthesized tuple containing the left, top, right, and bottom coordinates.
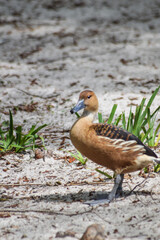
(70, 90, 160, 205)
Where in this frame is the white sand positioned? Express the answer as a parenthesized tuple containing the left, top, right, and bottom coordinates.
(0, 0, 160, 239)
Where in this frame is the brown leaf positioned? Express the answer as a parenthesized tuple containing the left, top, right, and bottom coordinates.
(0, 213, 11, 218)
(68, 157, 76, 163)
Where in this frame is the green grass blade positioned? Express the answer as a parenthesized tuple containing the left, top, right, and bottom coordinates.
(95, 168, 113, 179)
(122, 112, 126, 129)
(143, 106, 160, 127)
(20, 134, 34, 146)
(114, 113, 122, 126)
(141, 86, 160, 127)
(107, 104, 117, 124)
(132, 98, 146, 136)
(27, 125, 36, 135)
(20, 124, 46, 146)
(16, 126, 22, 145)
(155, 132, 160, 146)
(146, 86, 160, 108)
(75, 112, 80, 118)
(141, 126, 152, 143)
(153, 123, 160, 146)
(151, 106, 160, 118)
(5, 135, 15, 151)
(9, 110, 14, 140)
(98, 113, 104, 123)
(30, 124, 47, 136)
(39, 135, 46, 150)
(11, 143, 24, 151)
(137, 98, 146, 119)
(127, 108, 134, 132)
(154, 123, 160, 137)
(154, 164, 160, 173)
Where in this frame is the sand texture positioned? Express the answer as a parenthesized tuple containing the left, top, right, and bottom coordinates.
(0, 0, 160, 239)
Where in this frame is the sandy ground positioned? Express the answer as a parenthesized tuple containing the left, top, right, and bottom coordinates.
(0, 0, 160, 239)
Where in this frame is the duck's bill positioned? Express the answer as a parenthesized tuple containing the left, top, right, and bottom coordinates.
(70, 99, 85, 114)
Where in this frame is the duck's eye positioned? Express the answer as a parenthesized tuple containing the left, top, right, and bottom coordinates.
(87, 95, 92, 99)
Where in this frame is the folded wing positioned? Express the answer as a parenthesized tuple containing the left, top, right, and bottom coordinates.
(92, 123, 158, 158)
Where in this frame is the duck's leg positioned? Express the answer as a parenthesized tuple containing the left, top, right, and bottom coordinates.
(108, 174, 124, 201)
(85, 174, 124, 205)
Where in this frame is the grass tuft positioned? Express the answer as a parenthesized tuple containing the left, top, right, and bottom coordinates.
(0, 111, 46, 154)
(104, 86, 160, 147)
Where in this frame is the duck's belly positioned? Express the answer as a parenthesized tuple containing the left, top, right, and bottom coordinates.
(71, 133, 152, 174)
(71, 135, 128, 171)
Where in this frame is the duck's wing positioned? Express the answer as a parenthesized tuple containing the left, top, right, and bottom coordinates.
(92, 123, 157, 158)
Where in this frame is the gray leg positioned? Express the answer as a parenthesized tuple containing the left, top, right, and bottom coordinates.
(85, 174, 124, 205)
(108, 174, 124, 201)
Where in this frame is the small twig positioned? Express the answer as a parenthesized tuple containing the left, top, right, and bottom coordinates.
(0, 183, 53, 187)
(127, 174, 150, 197)
(92, 209, 112, 224)
(0, 208, 93, 217)
(150, 188, 157, 201)
(17, 88, 59, 99)
(0, 181, 112, 188)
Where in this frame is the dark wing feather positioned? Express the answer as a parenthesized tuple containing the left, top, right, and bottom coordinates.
(93, 123, 157, 158)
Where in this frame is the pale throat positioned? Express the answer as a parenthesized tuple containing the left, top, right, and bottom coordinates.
(81, 109, 97, 122)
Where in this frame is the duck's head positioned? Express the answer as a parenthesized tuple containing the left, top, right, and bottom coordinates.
(70, 90, 98, 117)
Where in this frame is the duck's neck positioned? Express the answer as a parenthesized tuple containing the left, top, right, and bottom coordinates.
(70, 110, 97, 149)
(81, 110, 97, 122)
